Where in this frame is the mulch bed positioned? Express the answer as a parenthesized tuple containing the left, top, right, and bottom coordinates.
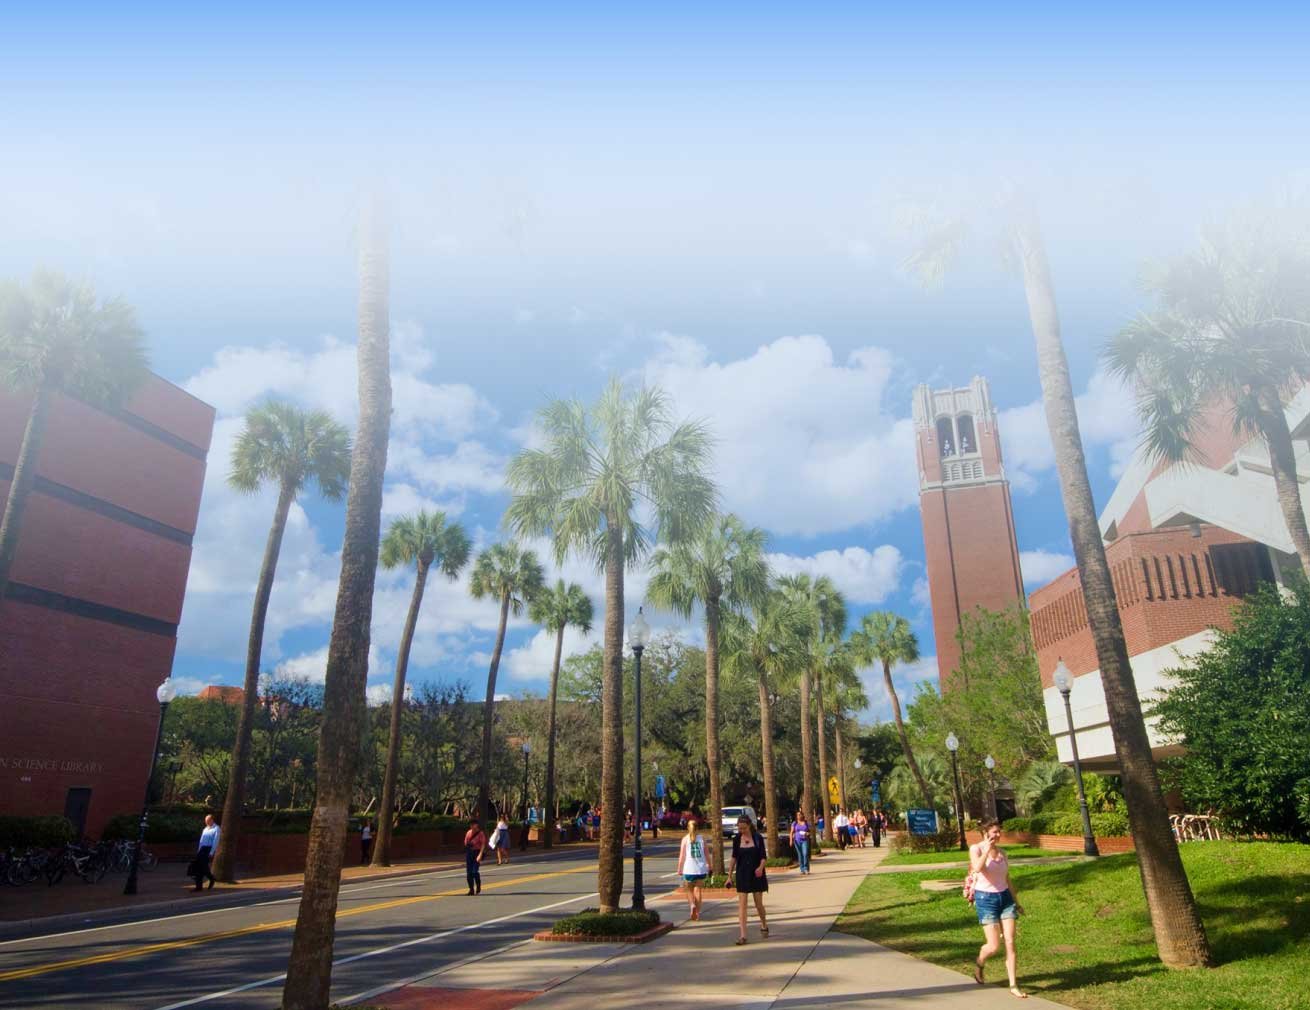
(532, 920, 675, 944)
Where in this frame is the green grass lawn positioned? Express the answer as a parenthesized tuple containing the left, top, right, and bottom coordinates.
(836, 841, 1309, 1010)
(878, 845, 1069, 867)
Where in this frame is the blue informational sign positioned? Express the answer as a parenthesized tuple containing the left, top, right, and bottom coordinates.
(906, 808, 939, 835)
(871, 779, 881, 805)
(655, 774, 666, 799)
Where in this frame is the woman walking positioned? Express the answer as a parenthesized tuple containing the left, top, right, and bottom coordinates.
(970, 818, 1026, 998)
(728, 814, 769, 944)
(493, 813, 511, 864)
(790, 810, 812, 874)
(677, 817, 710, 920)
(360, 820, 373, 865)
(191, 814, 220, 891)
(852, 809, 867, 848)
(463, 817, 486, 895)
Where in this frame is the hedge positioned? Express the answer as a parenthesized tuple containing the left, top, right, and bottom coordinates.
(551, 907, 660, 937)
(0, 815, 75, 849)
(1002, 811, 1129, 837)
(889, 826, 966, 854)
(102, 811, 205, 843)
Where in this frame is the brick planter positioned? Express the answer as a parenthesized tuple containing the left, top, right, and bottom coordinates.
(999, 830, 1134, 854)
(534, 921, 675, 944)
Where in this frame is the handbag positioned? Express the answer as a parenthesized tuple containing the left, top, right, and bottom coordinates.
(962, 869, 977, 905)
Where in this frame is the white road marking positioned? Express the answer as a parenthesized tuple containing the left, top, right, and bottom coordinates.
(148, 891, 599, 1010)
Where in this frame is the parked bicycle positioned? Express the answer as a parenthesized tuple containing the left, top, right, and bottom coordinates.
(46, 842, 109, 885)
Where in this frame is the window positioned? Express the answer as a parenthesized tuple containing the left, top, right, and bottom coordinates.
(957, 414, 977, 454)
(936, 417, 955, 457)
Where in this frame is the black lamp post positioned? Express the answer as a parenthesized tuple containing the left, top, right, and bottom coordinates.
(520, 741, 531, 823)
(945, 732, 966, 851)
(126, 676, 176, 896)
(984, 754, 997, 821)
(1054, 660, 1099, 857)
(629, 606, 651, 910)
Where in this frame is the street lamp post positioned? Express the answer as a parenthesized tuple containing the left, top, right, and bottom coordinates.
(520, 741, 531, 823)
(984, 755, 997, 821)
(125, 676, 177, 896)
(1053, 660, 1100, 857)
(629, 607, 651, 910)
(945, 732, 966, 851)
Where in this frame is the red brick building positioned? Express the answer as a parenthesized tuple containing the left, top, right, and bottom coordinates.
(914, 377, 1026, 687)
(0, 375, 214, 837)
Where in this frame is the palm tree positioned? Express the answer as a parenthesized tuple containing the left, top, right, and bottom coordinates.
(528, 580, 594, 848)
(470, 541, 545, 821)
(1105, 210, 1310, 575)
(777, 575, 846, 841)
(648, 514, 769, 873)
(505, 378, 716, 913)
(721, 590, 811, 859)
(283, 194, 394, 1010)
(829, 663, 870, 813)
(372, 511, 471, 866)
(214, 400, 351, 883)
(850, 612, 935, 810)
(0, 270, 147, 599)
(903, 194, 1213, 967)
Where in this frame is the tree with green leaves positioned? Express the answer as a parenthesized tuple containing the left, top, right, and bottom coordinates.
(776, 574, 846, 838)
(648, 514, 769, 873)
(214, 400, 351, 883)
(371, 511, 471, 866)
(469, 541, 545, 822)
(0, 270, 148, 600)
(528, 579, 594, 849)
(1106, 206, 1310, 575)
(283, 195, 393, 1009)
(851, 611, 934, 810)
(506, 378, 716, 912)
(828, 659, 869, 813)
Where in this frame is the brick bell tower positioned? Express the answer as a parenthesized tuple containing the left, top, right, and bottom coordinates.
(913, 377, 1025, 688)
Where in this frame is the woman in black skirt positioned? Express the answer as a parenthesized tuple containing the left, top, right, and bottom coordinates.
(728, 814, 769, 944)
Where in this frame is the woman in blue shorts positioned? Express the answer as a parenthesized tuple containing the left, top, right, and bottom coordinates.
(677, 817, 710, 921)
(970, 818, 1026, 998)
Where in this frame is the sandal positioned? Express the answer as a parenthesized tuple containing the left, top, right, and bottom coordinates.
(1010, 988, 1028, 999)
(760, 926, 769, 936)
(974, 962, 985, 985)
(735, 937, 748, 946)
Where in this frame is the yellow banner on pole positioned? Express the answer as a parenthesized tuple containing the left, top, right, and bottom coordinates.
(827, 776, 841, 806)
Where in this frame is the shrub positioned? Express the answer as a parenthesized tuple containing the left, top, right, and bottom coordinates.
(101, 811, 202, 843)
(0, 815, 75, 849)
(1002, 817, 1031, 833)
(551, 907, 660, 937)
(1002, 811, 1128, 837)
(889, 826, 963, 854)
(764, 856, 793, 868)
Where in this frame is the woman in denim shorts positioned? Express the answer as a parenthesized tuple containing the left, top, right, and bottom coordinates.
(969, 818, 1026, 998)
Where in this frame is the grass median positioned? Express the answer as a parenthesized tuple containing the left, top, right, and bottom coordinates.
(835, 841, 1308, 1010)
(878, 845, 1068, 867)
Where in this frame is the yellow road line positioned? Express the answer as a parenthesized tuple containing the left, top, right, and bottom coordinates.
(0, 863, 598, 984)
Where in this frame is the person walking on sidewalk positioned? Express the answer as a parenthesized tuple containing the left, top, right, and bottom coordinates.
(360, 820, 373, 865)
(493, 813, 511, 864)
(463, 817, 487, 895)
(190, 814, 220, 891)
(790, 810, 812, 874)
(677, 817, 710, 920)
(870, 807, 885, 847)
(969, 818, 1026, 999)
(833, 807, 849, 849)
(729, 815, 769, 944)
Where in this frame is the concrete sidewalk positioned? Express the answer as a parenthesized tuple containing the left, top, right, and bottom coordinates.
(355, 843, 1064, 1010)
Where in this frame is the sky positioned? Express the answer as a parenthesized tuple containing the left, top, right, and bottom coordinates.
(4, 2, 1309, 719)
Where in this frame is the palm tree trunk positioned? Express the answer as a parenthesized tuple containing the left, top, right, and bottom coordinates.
(799, 665, 815, 827)
(0, 380, 52, 602)
(835, 719, 847, 813)
(283, 194, 393, 1010)
(1013, 204, 1212, 969)
(479, 589, 512, 822)
(883, 660, 935, 809)
(703, 597, 726, 874)
(214, 479, 295, 883)
(372, 559, 430, 866)
(597, 519, 626, 913)
(1257, 387, 1310, 577)
(816, 668, 833, 842)
(756, 668, 778, 859)
(543, 623, 565, 850)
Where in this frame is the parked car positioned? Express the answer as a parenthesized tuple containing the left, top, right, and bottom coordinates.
(721, 805, 758, 838)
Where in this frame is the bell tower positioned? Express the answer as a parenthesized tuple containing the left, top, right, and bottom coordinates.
(913, 376, 1025, 688)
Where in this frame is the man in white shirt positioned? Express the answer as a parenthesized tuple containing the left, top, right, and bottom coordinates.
(833, 808, 850, 850)
(193, 814, 220, 890)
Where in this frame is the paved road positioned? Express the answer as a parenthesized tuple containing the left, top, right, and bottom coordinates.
(0, 841, 684, 1010)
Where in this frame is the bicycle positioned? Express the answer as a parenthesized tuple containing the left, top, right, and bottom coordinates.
(47, 843, 108, 885)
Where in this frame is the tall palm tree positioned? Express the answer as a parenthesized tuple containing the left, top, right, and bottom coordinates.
(505, 379, 716, 912)
(214, 400, 351, 883)
(470, 541, 545, 821)
(0, 270, 147, 599)
(283, 194, 394, 1010)
(372, 511, 471, 866)
(1010, 200, 1212, 968)
(528, 580, 594, 848)
(777, 574, 846, 840)
(829, 662, 870, 813)
(648, 514, 770, 873)
(721, 590, 811, 859)
(850, 611, 935, 810)
(1105, 210, 1310, 575)
(903, 195, 1213, 967)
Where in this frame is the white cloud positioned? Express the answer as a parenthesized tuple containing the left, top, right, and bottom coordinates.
(910, 576, 932, 611)
(1019, 549, 1074, 585)
(172, 674, 223, 696)
(767, 545, 904, 604)
(858, 653, 940, 722)
(275, 643, 384, 684)
(503, 625, 598, 682)
(640, 334, 919, 536)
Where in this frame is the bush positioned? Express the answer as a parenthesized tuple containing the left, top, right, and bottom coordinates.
(102, 811, 204, 843)
(0, 815, 75, 849)
(1003, 816, 1030, 833)
(764, 856, 793, 868)
(391, 813, 465, 834)
(889, 826, 963, 854)
(551, 907, 660, 937)
(1003, 811, 1129, 837)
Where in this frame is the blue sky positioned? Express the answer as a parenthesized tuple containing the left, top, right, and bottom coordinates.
(4, 2, 1309, 716)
